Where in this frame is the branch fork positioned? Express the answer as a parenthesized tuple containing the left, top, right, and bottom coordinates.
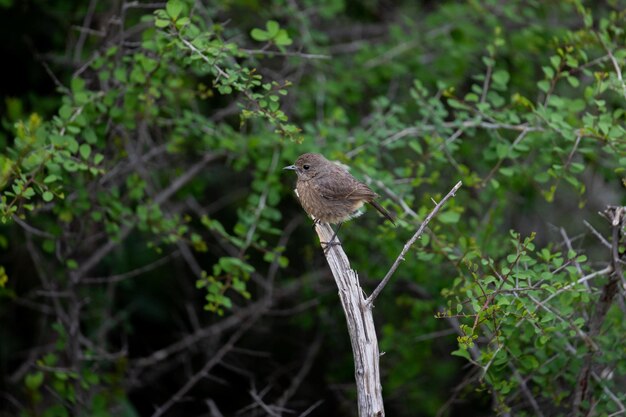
(314, 180, 462, 416)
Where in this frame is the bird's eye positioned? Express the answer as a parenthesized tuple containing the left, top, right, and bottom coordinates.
(303, 164, 310, 170)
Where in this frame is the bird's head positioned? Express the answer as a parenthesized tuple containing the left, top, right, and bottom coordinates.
(283, 153, 327, 180)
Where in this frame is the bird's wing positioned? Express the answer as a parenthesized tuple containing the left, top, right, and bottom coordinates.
(314, 172, 377, 201)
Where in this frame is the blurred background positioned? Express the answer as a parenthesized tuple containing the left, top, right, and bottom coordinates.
(0, 0, 625, 416)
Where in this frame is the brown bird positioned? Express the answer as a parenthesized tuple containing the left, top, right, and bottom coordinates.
(283, 153, 395, 239)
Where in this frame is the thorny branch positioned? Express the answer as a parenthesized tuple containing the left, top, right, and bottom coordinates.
(573, 206, 626, 414)
(366, 180, 462, 307)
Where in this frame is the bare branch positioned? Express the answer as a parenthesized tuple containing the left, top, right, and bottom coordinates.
(205, 399, 224, 417)
(573, 206, 625, 414)
(276, 333, 323, 411)
(240, 48, 330, 60)
(73, 0, 98, 63)
(366, 180, 462, 307)
(314, 222, 385, 416)
(241, 148, 280, 254)
(597, 34, 626, 100)
(150, 318, 257, 417)
(583, 220, 612, 249)
(298, 400, 324, 417)
(12, 215, 55, 238)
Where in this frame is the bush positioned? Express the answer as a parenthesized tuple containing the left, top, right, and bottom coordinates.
(1, 0, 624, 416)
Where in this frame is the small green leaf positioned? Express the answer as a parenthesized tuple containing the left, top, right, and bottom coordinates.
(492, 70, 510, 86)
(451, 349, 471, 360)
(70, 77, 85, 93)
(537, 80, 550, 93)
(79, 143, 91, 159)
(83, 129, 97, 144)
(251, 28, 271, 41)
(265, 20, 280, 37)
(42, 240, 55, 253)
(59, 105, 72, 120)
(25, 371, 44, 391)
(438, 211, 460, 224)
(23, 187, 35, 198)
(166, 0, 183, 19)
(274, 30, 292, 46)
(155, 18, 170, 28)
(42, 191, 54, 202)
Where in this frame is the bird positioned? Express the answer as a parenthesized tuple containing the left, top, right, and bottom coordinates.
(283, 153, 394, 245)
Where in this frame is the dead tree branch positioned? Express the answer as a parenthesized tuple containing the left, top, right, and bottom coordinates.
(315, 223, 385, 417)
(367, 180, 462, 307)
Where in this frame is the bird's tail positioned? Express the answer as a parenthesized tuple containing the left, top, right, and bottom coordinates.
(369, 200, 396, 225)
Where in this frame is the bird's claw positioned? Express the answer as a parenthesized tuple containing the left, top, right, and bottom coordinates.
(321, 239, 341, 254)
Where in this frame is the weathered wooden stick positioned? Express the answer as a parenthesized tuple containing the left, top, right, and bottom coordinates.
(315, 222, 384, 417)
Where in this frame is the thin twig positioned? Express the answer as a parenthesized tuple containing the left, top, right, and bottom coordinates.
(205, 399, 224, 417)
(83, 251, 179, 283)
(583, 220, 612, 249)
(73, 152, 223, 280)
(540, 266, 611, 305)
(179, 35, 229, 80)
(496, 342, 548, 416)
(298, 400, 324, 417)
(366, 181, 462, 307)
(240, 48, 330, 60)
(150, 318, 256, 417)
(573, 206, 624, 414)
(480, 61, 493, 104)
(73, 0, 98, 63)
(559, 227, 587, 289)
(276, 333, 323, 410)
(12, 215, 55, 238)
(597, 33, 626, 100)
(346, 121, 541, 158)
(242, 148, 279, 253)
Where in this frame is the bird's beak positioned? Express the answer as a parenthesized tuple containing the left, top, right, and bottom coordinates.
(283, 165, 297, 171)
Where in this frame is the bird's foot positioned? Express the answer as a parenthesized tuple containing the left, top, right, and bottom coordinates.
(321, 239, 341, 254)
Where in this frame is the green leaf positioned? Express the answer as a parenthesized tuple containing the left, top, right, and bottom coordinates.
(79, 143, 91, 160)
(23, 187, 35, 198)
(154, 18, 170, 28)
(83, 128, 97, 144)
(59, 105, 72, 120)
(438, 211, 460, 224)
(265, 20, 280, 37)
(67, 137, 79, 154)
(25, 371, 44, 390)
(70, 77, 85, 93)
(550, 55, 561, 69)
(542, 66, 554, 79)
(42, 240, 55, 253)
(492, 70, 510, 86)
(465, 92, 479, 102)
(451, 349, 471, 360)
(251, 28, 271, 41)
(567, 76, 580, 88)
(166, 0, 183, 19)
(42, 191, 54, 202)
(274, 30, 293, 46)
(537, 80, 550, 93)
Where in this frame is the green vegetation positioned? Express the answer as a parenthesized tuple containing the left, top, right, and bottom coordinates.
(0, 0, 624, 416)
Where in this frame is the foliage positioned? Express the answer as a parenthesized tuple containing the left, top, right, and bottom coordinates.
(0, 0, 625, 416)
